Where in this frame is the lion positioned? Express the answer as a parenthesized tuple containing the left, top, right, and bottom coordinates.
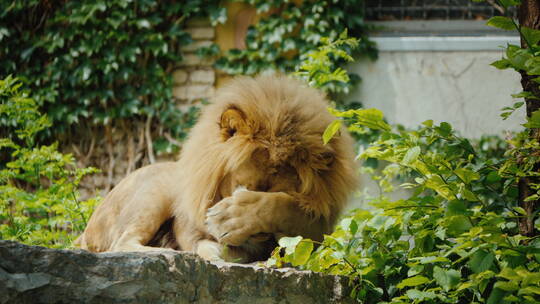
(76, 74, 358, 262)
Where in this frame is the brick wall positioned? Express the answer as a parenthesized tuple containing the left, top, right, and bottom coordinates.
(173, 19, 216, 105)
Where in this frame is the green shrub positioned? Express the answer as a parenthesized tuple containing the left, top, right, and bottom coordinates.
(268, 24, 540, 303)
(0, 76, 99, 248)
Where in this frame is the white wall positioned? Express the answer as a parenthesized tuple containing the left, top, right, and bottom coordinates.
(345, 33, 527, 209)
(347, 50, 524, 138)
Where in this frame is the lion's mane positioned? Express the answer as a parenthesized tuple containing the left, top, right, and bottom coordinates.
(176, 75, 358, 235)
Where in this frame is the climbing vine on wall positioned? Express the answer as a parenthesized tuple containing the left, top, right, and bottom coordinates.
(1, 0, 374, 155)
(215, 0, 377, 96)
(0, 0, 224, 154)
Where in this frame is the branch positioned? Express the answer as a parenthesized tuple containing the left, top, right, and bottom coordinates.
(145, 115, 156, 164)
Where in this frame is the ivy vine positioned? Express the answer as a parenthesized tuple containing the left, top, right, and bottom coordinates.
(215, 0, 377, 97)
(0, 0, 224, 153)
(0, 0, 375, 155)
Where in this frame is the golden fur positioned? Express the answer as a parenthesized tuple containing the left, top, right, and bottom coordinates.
(77, 75, 358, 262)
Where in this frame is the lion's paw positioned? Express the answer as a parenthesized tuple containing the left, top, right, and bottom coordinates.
(205, 190, 263, 246)
(196, 240, 224, 261)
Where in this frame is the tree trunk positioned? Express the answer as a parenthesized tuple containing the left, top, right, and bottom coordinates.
(518, 0, 540, 236)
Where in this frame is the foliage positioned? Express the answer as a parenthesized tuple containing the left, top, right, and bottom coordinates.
(216, 0, 376, 96)
(0, 0, 222, 153)
(481, 0, 540, 220)
(271, 114, 540, 303)
(0, 0, 375, 152)
(0, 76, 99, 248)
(268, 22, 540, 303)
(295, 29, 359, 97)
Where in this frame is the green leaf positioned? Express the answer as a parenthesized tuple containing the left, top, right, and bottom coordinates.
(457, 281, 473, 291)
(498, 267, 521, 281)
(435, 122, 453, 137)
(402, 146, 421, 165)
(328, 107, 355, 118)
(498, 0, 521, 9)
(323, 120, 341, 145)
(511, 92, 539, 100)
(455, 168, 480, 184)
(506, 44, 531, 70)
(446, 200, 469, 216)
(292, 240, 313, 266)
(278, 236, 302, 255)
(367, 215, 396, 230)
(521, 26, 540, 46)
(425, 175, 455, 200)
(518, 286, 540, 296)
(353, 108, 391, 131)
(340, 218, 358, 235)
(397, 275, 430, 289)
(491, 59, 511, 69)
(406, 289, 436, 300)
(433, 266, 461, 291)
(278, 236, 303, 248)
(514, 206, 528, 215)
(522, 271, 540, 286)
(461, 188, 479, 202)
(494, 281, 519, 291)
(136, 19, 151, 29)
(524, 194, 539, 202)
(487, 16, 516, 31)
(418, 256, 450, 264)
(469, 250, 495, 274)
(209, 7, 227, 26)
(523, 109, 540, 128)
(422, 119, 433, 127)
(486, 171, 502, 183)
(487, 288, 506, 304)
(447, 216, 472, 236)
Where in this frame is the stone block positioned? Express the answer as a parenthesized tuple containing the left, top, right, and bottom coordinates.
(186, 84, 214, 100)
(179, 54, 213, 67)
(185, 27, 215, 40)
(173, 69, 188, 84)
(190, 70, 215, 84)
(186, 17, 211, 27)
(173, 86, 188, 100)
(181, 40, 213, 52)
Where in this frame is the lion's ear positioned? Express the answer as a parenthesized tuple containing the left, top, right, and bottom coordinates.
(320, 152, 335, 168)
(220, 107, 250, 140)
(312, 151, 335, 170)
(295, 147, 335, 170)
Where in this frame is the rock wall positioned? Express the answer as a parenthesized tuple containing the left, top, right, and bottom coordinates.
(0, 241, 354, 304)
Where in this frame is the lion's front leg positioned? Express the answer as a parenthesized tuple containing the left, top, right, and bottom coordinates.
(206, 189, 326, 246)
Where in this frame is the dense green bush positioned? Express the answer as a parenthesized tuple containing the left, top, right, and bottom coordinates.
(0, 0, 224, 152)
(268, 14, 540, 303)
(0, 76, 99, 248)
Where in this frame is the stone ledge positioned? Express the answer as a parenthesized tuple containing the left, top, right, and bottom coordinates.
(0, 241, 354, 304)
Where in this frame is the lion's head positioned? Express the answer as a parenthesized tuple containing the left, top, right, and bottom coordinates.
(177, 75, 358, 233)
